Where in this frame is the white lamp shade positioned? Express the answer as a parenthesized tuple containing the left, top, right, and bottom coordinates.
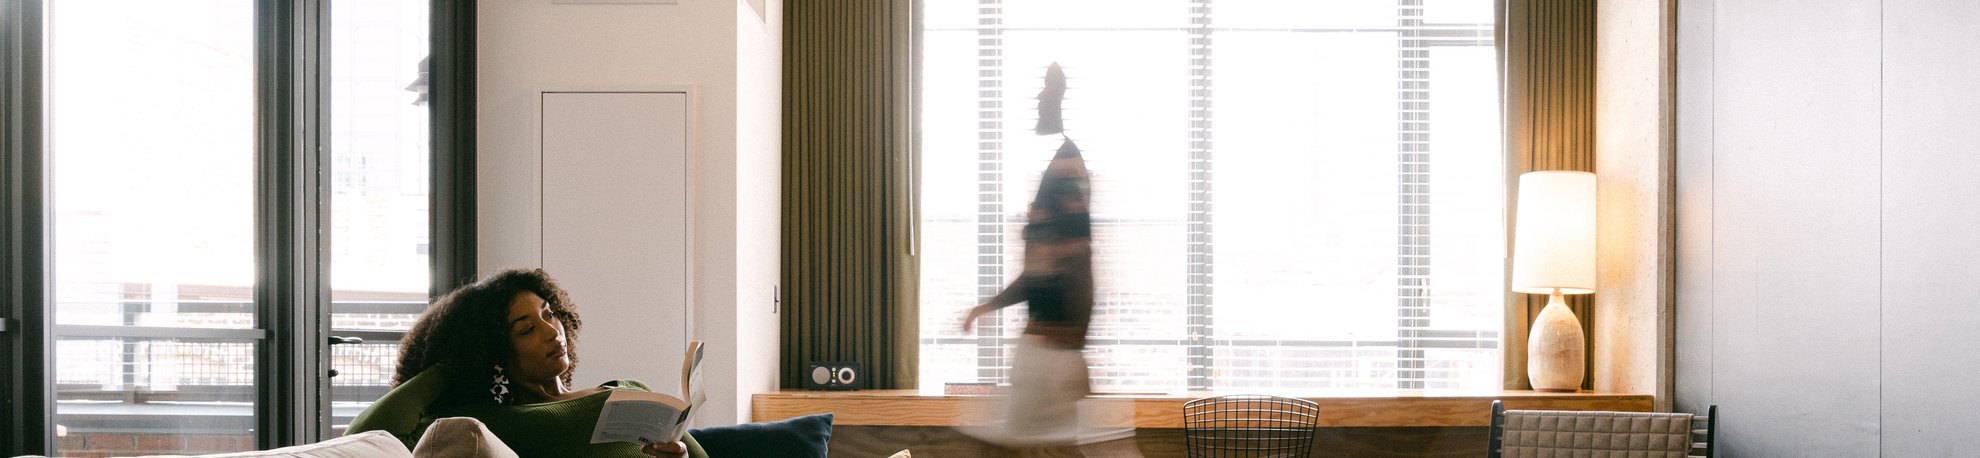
(1511, 170, 1596, 294)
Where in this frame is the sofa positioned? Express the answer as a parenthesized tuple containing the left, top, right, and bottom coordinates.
(15, 429, 413, 458)
(327, 366, 830, 458)
(19, 413, 839, 458)
(17, 368, 835, 458)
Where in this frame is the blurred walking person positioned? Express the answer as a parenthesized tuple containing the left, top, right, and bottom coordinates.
(962, 63, 1128, 453)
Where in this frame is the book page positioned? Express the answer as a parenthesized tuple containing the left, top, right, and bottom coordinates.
(590, 392, 691, 444)
(682, 340, 706, 408)
(590, 340, 706, 444)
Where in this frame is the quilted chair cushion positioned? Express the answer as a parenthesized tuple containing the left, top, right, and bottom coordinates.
(1501, 409, 1693, 458)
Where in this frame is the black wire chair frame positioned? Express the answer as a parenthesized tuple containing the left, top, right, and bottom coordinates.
(1182, 394, 1322, 458)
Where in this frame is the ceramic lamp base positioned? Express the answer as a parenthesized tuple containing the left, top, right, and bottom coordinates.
(1527, 290, 1586, 392)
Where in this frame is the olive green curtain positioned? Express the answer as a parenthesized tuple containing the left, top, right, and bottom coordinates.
(1500, 0, 1596, 391)
(779, 0, 921, 390)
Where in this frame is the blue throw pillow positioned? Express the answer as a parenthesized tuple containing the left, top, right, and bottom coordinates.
(688, 413, 832, 458)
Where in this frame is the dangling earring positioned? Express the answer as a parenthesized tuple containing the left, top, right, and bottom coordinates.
(489, 363, 511, 404)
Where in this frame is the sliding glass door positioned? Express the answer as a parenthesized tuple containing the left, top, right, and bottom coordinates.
(46, 1, 263, 453)
(325, 0, 432, 434)
(3, 0, 473, 455)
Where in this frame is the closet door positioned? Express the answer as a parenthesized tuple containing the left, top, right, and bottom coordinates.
(540, 91, 693, 389)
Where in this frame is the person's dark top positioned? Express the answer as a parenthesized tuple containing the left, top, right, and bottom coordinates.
(982, 139, 1094, 348)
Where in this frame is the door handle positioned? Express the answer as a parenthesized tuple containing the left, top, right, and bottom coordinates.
(327, 336, 363, 378)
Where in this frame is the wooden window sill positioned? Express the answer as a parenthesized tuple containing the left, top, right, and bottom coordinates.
(752, 389, 1652, 428)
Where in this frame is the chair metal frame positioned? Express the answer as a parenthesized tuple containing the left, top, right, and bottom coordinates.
(1488, 400, 1717, 458)
(1182, 394, 1322, 458)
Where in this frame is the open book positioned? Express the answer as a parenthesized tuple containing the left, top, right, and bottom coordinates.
(590, 340, 706, 445)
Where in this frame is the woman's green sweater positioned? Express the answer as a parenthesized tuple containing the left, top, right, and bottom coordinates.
(346, 370, 707, 458)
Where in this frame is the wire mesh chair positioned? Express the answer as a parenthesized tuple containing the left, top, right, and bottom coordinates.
(1488, 400, 1717, 458)
(1182, 394, 1322, 458)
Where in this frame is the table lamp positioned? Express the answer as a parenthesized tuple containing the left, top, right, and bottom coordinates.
(1510, 170, 1595, 392)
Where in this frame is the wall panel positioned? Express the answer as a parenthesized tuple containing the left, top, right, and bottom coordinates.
(1680, 0, 1884, 455)
(1879, 1, 1980, 455)
(1672, 0, 1713, 419)
(1593, 0, 1673, 404)
(476, 0, 784, 425)
(1678, 0, 1980, 453)
(541, 91, 694, 391)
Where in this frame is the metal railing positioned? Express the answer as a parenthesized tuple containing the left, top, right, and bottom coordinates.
(51, 299, 422, 430)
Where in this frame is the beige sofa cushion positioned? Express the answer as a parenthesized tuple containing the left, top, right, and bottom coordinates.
(19, 418, 524, 458)
(100, 430, 415, 458)
(410, 417, 520, 458)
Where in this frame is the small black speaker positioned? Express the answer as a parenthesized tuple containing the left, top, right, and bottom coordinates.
(803, 361, 863, 390)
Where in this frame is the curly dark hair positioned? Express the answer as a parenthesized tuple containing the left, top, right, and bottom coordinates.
(393, 268, 583, 407)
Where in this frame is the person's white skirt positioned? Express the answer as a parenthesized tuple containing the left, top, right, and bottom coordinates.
(1002, 334, 1090, 437)
(957, 335, 1138, 451)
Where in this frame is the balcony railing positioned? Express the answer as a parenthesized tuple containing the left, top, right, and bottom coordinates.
(52, 299, 424, 433)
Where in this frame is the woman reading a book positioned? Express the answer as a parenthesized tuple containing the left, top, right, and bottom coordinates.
(347, 268, 697, 458)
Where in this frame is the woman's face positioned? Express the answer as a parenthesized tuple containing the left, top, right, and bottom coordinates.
(504, 291, 571, 382)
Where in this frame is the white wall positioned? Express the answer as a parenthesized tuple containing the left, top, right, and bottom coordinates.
(1677, 0, 1980, 454)
(1593, 0, 1671, 408)
(477, 0, 781, 425)
(539, 91, 694, 396)
(1878, 2, 1980, 455)
(731, 0, 784, 423)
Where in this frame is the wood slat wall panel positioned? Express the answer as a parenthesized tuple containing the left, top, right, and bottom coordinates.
(826, 426, 1488, 458)
(753, 390, 1651, 428)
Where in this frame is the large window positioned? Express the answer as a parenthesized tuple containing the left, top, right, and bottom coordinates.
(4, 0, 471, 455)
(47, 2, 264, 451)
(326, 0, 433, 432)
(919, 0, 1503, 393)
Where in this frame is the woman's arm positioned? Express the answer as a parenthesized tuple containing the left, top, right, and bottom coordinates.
(345, 369, 450, 447)
(963, 273, 1036, 332)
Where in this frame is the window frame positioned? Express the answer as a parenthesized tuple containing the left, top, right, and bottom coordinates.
(0, 0, 476, 453)
(1, 0, 49, 453)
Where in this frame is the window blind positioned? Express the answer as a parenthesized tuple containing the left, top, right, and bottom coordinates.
(919, 0, 1503, 393)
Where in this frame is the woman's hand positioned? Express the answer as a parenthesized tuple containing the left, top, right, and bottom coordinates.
(641, 440, 687, 458)
(961, 303, 993, 332)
